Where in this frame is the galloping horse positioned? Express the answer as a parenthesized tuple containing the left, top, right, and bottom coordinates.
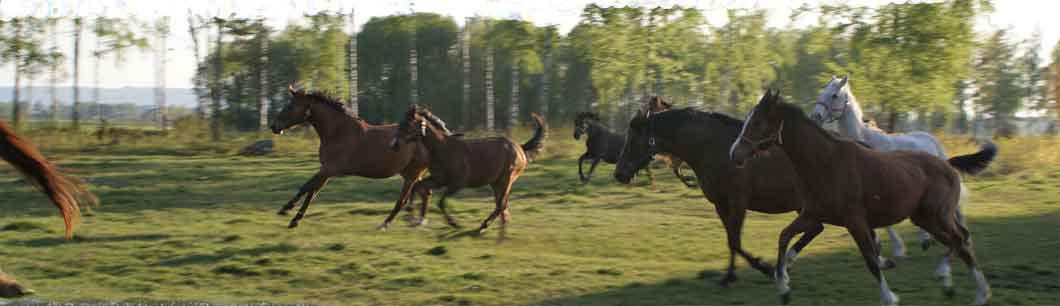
(1, 120, 99, 298)
(391, 105, 546, 240)
(811, 75, 964, 257)
(731, 90, 996, 306)
(270, 87, 431, 230)
(573, 112, 695, 189)
(614, 107, 820, 287)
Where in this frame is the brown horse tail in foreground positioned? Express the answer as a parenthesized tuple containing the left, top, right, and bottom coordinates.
(0, 270, 34, 298)
(392, 105, 547, 241)
(0, 121, 97, 239)
(521, 113, 548, 162)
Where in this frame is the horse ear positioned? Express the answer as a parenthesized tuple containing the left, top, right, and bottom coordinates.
(288, 84, 296, 95)
(838, 75, 849, 88)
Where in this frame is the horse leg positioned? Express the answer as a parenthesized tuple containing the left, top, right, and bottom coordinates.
(672, 161, 697, 188)
(577, 153, 591, 184)
(377, 178, 421, 231)
(414, 181, 434, 226)
(846, 220, 900, 306)
(872, 230, 898, 269)
(784, 222, 823, 268)
(479, 180, 514, 236)
(585, 158, 601, 184)
(496, 180, 517, 243)
(646, 164, 657, 191)
(437, 187, 461, 228)
(882, 226, 910, 258)
(277, 177, 315, 215)
(774, 215, 819, 305)
(287, 173, 330, 228)
(918, 208, 990, 305)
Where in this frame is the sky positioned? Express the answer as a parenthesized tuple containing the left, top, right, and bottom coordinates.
(0, 0, 1057, 89)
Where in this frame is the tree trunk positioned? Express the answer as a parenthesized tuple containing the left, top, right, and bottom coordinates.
(484, 24, 495, 132)
(188, 12, 207, 120)
(49, 22, 60, 125)
(259, 29, 270, 132)
(539, 33, 552, 119)
(211, 19, 224, 141)
(509, 62, 520, 130)
(156, 18, 169, 131)
(72, 18, 82, 130)
(347, 9, 358, 116)
(11, 21, 24, 129)
(461, 17, 472, 129)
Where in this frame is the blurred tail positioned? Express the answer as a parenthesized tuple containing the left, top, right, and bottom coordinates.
(947, 142, 998, 176)
(0, 121, 98, 239)
(521, 113, 548, 162)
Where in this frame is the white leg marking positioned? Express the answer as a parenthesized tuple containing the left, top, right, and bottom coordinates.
(785, 249, 799, 267)
(886, 227, 908, 258)
(879, 275, 900, 306)
(935, 256, 953, 288)
(776, 265, 791, 296)
(972, 268, 992, 306)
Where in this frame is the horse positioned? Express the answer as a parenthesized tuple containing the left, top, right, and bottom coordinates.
(613, 107, 824, 287)
(1, 120, 99, 298)
(812, 75, 964, 256)
(390, 105, 546, 240)
(731, 90, 996, 306)
(573, 112, 696, 189)
(270, 86, 431, 230)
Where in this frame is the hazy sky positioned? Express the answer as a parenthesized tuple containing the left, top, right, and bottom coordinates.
(0, 0, 1056, 89)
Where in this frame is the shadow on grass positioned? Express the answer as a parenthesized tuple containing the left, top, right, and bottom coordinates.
(6, 233, 170, 247)
(521, 211, 1060, 306)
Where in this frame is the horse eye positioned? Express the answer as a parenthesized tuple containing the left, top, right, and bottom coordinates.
(832, 94, 838, 99)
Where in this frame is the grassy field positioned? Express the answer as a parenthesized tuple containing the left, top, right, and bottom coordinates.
(1, 129, 1058, 306)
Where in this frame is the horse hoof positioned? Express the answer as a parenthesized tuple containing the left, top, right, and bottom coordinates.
(287, 221, 299, 229)
(376, 223, 389, 231)
(718, 274, 737, 288)
(942, 287, 955, 298)
(780, 292, 791, 305)
(410, 219, 428, 227)
(477, 227, 488, 235)
(277, 210, 289, 216)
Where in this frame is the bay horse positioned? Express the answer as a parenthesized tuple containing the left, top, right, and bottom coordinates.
(731, 90, 996, 306)
(1, 120, 99, 298)
(573, 112, 695, 189)
(270, 87, 432, 230)
(812, 75, 964, 256)
(390, 105, 546, 240)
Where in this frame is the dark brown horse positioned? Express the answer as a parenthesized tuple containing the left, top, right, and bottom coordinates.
(391, 105, 546, 239)
(573, 112, 696, 189)
(615, 107, 830, 287)
(270, 87, 431, 230)
(1, 120, 99, 298)
(730, 90, 995, 306)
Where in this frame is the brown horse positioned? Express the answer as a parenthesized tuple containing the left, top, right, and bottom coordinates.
(270, 87, 431, 230)
(614, 107, 827, 287)
(390, 105, 546, 239)
(1, 120, 99, 298)
(730, 90, 996, 306)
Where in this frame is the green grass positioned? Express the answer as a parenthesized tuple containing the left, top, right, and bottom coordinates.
(0, 131, 1058, 306)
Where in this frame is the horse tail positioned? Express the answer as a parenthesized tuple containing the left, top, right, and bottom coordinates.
(947, 141, 998, 176)
(0, 121, 98, 239)
(521, 113, 548, 162)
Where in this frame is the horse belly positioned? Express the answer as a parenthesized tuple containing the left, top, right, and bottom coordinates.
(862, 172, 923, 227)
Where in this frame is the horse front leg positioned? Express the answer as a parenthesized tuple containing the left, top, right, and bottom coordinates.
(437, 186, 462, 228)
(287, 173, 330, 228)
(377, 177, 423, 231)
(278, 176, 315, 215)
(645, 164, 657, 191)
(783, 222, 823, 268)
(577, 153, 591, 184)
(846, 220, 899, 306)
(585, 158, 601, 184)
(672, 161, 697, 188)
(775, 215, 820, 305)
(719, 202, 774, 284)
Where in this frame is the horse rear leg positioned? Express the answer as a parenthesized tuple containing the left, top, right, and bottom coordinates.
(645, 164, 657, 191)
(846, 220, 899, 306)
(287, 173, 330, 228)
(378, 177, 430, 230)
(774, 215, 821, 305)
(917, 211, 990, 305)
(479, 179, 515, 237)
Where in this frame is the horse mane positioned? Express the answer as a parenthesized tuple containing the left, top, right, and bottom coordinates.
(656, 107, 745, 130)
(295, 89, 362, 121)
(416, 108, 455, 136)
(0, 121, 98, 239)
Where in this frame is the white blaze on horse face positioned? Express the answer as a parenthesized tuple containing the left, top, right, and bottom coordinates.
(730, 106, 757, 161)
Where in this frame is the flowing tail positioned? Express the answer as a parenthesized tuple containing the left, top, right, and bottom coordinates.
(521, 113, 548, 162)
(947, 142, 998, 175)
(0, 121, 99, 239)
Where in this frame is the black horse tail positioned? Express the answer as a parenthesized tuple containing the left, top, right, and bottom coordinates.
(521, 113, 548, 162)
(948, 142, 998, 175)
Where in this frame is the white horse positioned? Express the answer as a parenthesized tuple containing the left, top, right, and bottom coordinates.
(810, 75, 970, 288)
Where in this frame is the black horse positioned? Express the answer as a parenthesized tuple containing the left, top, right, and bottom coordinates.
(573, 112, 695, 189)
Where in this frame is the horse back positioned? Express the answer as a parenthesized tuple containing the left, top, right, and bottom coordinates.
(854, 146, 955, 226)
(459, 137, 524, 187)
(320, 125, 420, 178)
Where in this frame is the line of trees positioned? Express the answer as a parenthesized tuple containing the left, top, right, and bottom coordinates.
(3, 0, 1059, 137)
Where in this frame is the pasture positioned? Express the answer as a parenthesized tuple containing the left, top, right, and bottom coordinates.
(1, 129, 1058, 306)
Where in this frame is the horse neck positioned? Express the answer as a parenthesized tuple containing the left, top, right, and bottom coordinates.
(654, 115, 733, 175)
(778, 108, 840, 182)
(307, 103, 364, 144)
(587, 121, 613, 144)
(419, 125, 455, 162)
(837, 91, 871, 140)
